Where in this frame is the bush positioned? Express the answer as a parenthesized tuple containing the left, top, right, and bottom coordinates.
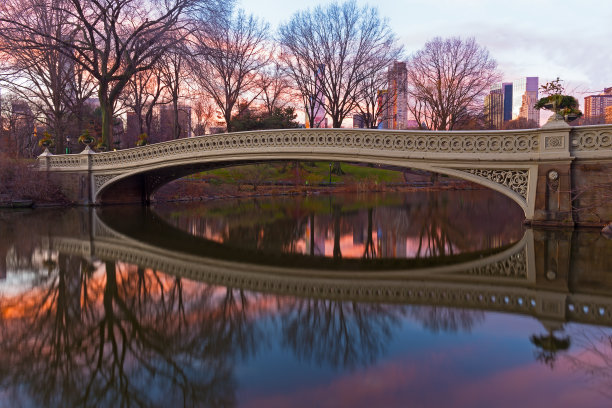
(0, 153, 67, 203)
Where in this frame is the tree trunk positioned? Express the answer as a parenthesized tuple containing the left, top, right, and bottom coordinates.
(331, 162, 344, 175)
(99, 85, 113, 147)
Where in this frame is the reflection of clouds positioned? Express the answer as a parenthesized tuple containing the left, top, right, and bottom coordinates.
(242, 348, 608, 408)
(408, 306, 485, 333)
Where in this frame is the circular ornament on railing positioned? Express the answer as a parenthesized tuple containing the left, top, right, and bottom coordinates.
(548, 170, 559, 181)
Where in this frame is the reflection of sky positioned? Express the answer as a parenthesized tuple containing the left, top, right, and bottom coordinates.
(236, 314, 612, 408)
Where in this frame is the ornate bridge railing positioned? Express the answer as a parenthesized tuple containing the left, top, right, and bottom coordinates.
(37, 123, 612, 224)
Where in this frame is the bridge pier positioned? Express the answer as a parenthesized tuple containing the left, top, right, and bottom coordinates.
(531, 162, 574, 227)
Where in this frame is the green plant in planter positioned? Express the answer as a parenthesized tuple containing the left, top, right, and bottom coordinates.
(38, 131, 54, 148)
(95, 141, 109, 151)
(78, 130, 96, 146)
(136, 133, 148, 146)
(534, 77, 582, 122)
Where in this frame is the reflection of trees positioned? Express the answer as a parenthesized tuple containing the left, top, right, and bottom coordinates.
(530, 327, 571, 369)
(156, 190, 525, 261)
(564, 328, 612, 398)
(207, 287, 262, 359)
(408, 306, 485, 333)
(0, 255, 260, 407)
(332, 204, 342, 260)
(413, 194, 457, 258)
(279, 299, 404, 369)
(363, 208, 376, 259)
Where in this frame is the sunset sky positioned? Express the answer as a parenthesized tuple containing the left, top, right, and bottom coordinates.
(240, 0, 612, 108)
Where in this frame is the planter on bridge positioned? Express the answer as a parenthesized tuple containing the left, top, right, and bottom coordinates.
(78, 131, 95, 150)
(534, 78, 582, 124)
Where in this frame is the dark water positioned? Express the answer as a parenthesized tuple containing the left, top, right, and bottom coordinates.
(0, 190, 611, 407)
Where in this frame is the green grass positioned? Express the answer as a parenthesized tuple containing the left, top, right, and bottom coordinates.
(190, 161, 404, 185)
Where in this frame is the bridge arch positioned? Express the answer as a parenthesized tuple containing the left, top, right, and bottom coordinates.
(92, 137, 537, 218)
(40, 125, 612, 225)
(94, 154, 533, 216)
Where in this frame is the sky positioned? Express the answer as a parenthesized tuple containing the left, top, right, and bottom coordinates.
(238, 0, 612, 110)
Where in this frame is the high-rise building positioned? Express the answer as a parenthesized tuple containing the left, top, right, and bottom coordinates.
(584, 87, 612, 121)
(485, 87, 504, 129)
(158, 104, 192, 142)
(502, 82, 513, 122)
(385, 61, 408, 129)
(125, 111, 140, 147)
(605, 105, 612, 124)
(512, 77, 539, 124)
(376, 89, 389, 128)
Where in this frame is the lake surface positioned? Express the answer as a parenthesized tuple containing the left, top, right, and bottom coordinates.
(0, 190, 611, 407)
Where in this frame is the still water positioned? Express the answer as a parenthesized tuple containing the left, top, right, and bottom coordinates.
(0, 190, 611, 407)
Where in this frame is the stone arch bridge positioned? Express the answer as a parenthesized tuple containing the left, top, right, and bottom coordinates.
(38, 121, 612, 226)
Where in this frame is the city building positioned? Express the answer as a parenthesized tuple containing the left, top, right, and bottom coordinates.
(352, 113, 366, 128)
(125, 112, 140, 147)
(405, 120, 420, 129)
(484, 87, 504, 129)
(376, 89, 388, 128)
(158, 104, 192, 142)
(512, 77, 539, 124)
(606, 105, 612, 124)
(501, 82, 513, 122)
(384, 61, 408, 129)
(584, 87, 612, 121)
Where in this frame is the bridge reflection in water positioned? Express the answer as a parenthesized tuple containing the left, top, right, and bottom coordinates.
(47, 207, 611, 329)
(1, 204, 612, 407)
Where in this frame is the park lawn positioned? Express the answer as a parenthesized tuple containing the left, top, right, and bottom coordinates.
(188, 161, 404, 185)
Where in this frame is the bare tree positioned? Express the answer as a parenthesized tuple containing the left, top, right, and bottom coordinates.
(0, 95, 37, 157)
(257, 59, 293, 115)
(353, 63, 406, 129)
(0, 0, 225, 147)
(0, 0, 74, 153)
(406, 37, 500, 130)
(278, 1, 402, 128)
(120, 67, 167, 143)
(158, 39, 193, 139)
(193, 10, 270, 132)
(192, 96, 221, 135)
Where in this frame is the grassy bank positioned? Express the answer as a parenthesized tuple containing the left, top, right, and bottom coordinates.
(156, 162, 477, 201)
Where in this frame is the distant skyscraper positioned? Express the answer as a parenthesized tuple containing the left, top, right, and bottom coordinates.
(485, 87, 504, 129)
(376, 89, 389, 128)
(502, 82, 513, 122)
(125, 112, 140, 147)
(606, 106, 612, 124)
(159, 104, 192, 142)
(512, 77, 539, 124)
(385, 61, 408, 129)
(584, 87, 612, 120)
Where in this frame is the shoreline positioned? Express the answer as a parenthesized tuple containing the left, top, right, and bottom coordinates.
(152, 179, 482, 203)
